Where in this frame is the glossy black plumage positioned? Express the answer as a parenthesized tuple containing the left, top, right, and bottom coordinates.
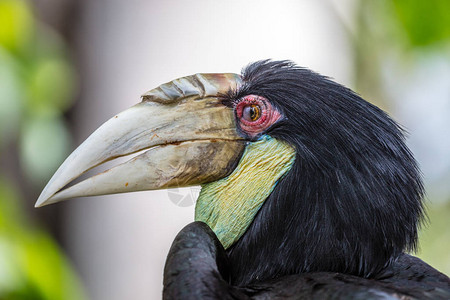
(224, 60, 424, 285)
(164, 222, 450, 299)
(163, 222, 234, 299)
(164, 60, 450, 298)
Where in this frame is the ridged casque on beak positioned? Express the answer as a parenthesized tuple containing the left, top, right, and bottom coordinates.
(35, 73, 245, 207)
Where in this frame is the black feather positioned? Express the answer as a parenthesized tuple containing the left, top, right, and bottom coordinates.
(226, 60, 425, 286)
(163, 222, 234, 300)
(164, 222, 450, 299)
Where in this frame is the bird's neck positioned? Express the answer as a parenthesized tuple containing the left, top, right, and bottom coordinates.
(194, 135, 296, 249)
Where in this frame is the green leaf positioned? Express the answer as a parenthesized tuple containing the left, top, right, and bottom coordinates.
(19, 115, 71, 185)
(0, 48, 24, 147)
(27, 58, 75, 114)
(0, 178, 87, 300)
(0, 0, 33, 54)
(393, 0, 450, 47)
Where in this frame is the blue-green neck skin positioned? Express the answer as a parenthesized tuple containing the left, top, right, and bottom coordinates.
(194, 135, 296, 249)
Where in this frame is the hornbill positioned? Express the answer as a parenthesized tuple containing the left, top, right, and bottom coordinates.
(36, 60, 450, 299)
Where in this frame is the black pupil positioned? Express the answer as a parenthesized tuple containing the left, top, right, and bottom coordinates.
(243, 105, 259, 121)
(250, 106, 257, 119)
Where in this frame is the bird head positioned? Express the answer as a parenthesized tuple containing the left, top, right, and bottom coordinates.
(36, 60, 424, 285)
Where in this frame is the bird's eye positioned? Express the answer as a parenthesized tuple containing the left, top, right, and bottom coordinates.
(242, 104, 261, 122)
(235, 95, 282, 138)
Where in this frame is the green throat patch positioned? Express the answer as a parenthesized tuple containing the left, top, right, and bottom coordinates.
(195, 135, 296, 249)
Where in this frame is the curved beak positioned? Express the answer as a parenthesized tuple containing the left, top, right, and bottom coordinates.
(35, 73, 245, 207)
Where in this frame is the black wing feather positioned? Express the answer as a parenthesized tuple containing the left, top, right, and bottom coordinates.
(163, 222, 450, 299)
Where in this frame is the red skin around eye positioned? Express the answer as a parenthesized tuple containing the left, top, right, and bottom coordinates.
(235, 95, 282, 138)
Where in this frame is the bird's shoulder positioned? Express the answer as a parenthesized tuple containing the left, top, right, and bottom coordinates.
(163, 222, 450, 300)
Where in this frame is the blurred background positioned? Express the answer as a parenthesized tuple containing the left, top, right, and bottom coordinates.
(0, 0, 449, 299)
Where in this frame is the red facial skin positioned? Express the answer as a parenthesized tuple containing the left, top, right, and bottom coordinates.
(234, 95, 282, 138)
